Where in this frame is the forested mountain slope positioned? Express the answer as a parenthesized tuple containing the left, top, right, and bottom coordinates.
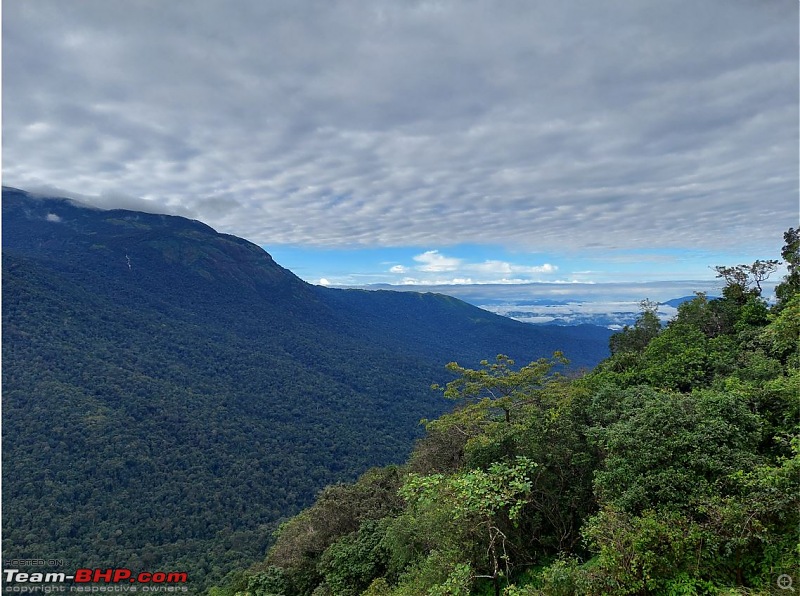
(215, 231, 800, 596)
(1, 187, 612, 590)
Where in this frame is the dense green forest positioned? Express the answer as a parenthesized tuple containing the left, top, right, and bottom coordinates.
(213, 230, 800, 596)
(2, 187, 612, 591)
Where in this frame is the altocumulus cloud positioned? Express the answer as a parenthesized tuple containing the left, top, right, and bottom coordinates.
(3, 0, 797, 255)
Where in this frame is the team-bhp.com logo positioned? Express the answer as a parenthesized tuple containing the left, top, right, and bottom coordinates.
(4, 568, 188, 592)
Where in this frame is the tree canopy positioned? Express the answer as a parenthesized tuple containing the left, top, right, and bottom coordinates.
(214, 230, 799, 596)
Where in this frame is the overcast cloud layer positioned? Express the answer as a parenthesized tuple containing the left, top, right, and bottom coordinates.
(3, 0, 798, 255)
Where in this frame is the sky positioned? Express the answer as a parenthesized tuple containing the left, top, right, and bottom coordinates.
(3, 0, 799, 290)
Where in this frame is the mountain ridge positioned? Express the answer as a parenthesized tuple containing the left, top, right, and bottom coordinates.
(2, 186, 612, 589)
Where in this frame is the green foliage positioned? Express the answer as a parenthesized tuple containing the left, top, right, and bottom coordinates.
(265, 467, 404, 594)
(582, 508, 708, 595)
(593, 287, 782, 393)
(408, 424, 470, 475)
(639, 323, 716, 390)
(760, 368, 800, 432)
(424, 354, 572, 481)
(735, 295, 770, 331)
(703, 439, 800, 584)
(609, 299, 662, 355)
(431, 353, 568, 427)
(317, 520, 390, 596)
(436, 354, 568, 401)
(672, 292, 726, 337)
(589, 387, 762, 513)
(2, 251, 456, 591)
(401, 457, 537, 524)
(427, 563, 473, 596)
(233, 567, 288, 596)
(3, 189, 614, 593)
(396, 458, 537, 594)
(775, 227, 800, 307)
(502, 557, 584, 596)
(361, 577, 393, 596)
(211, 230, 800, 595)
(714, 259, 779, 302)
(762, 293, 800, 365)
(391, 551, 472, 596)
(462, 380, 598, 555)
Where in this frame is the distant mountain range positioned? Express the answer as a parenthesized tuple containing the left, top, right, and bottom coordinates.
(660, 295, 718, 308)
(350, 284, 726, 329)
(2, 187, 612, 589)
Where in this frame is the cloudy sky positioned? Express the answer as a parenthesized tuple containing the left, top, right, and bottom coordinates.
(3, 0, 798, 287)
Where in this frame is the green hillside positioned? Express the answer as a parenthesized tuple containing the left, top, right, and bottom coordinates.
(2, 187, 612, 591)
(214, 231, 799, 595)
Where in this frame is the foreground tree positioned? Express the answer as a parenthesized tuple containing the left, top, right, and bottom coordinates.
(714, 259, 779, 302)
(608, 299, 661, 356)
(210, 230, 800, 596)
(398, 457, 537, 596)
(776, 227, 800, 307)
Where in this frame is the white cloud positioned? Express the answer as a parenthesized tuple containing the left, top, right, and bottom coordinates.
(393, 251, 559, 283)
(412, 250, 462, 272)
(45, 213, 62, 222)
(318, 278, 331, 286)
(400, 277, 475, 285)
(469, 260, 557, 275)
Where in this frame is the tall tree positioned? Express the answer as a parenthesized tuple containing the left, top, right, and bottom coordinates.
(714, 259, 779, 302)
(608, 299, 662, 355)
(775, 228, 800, 307)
